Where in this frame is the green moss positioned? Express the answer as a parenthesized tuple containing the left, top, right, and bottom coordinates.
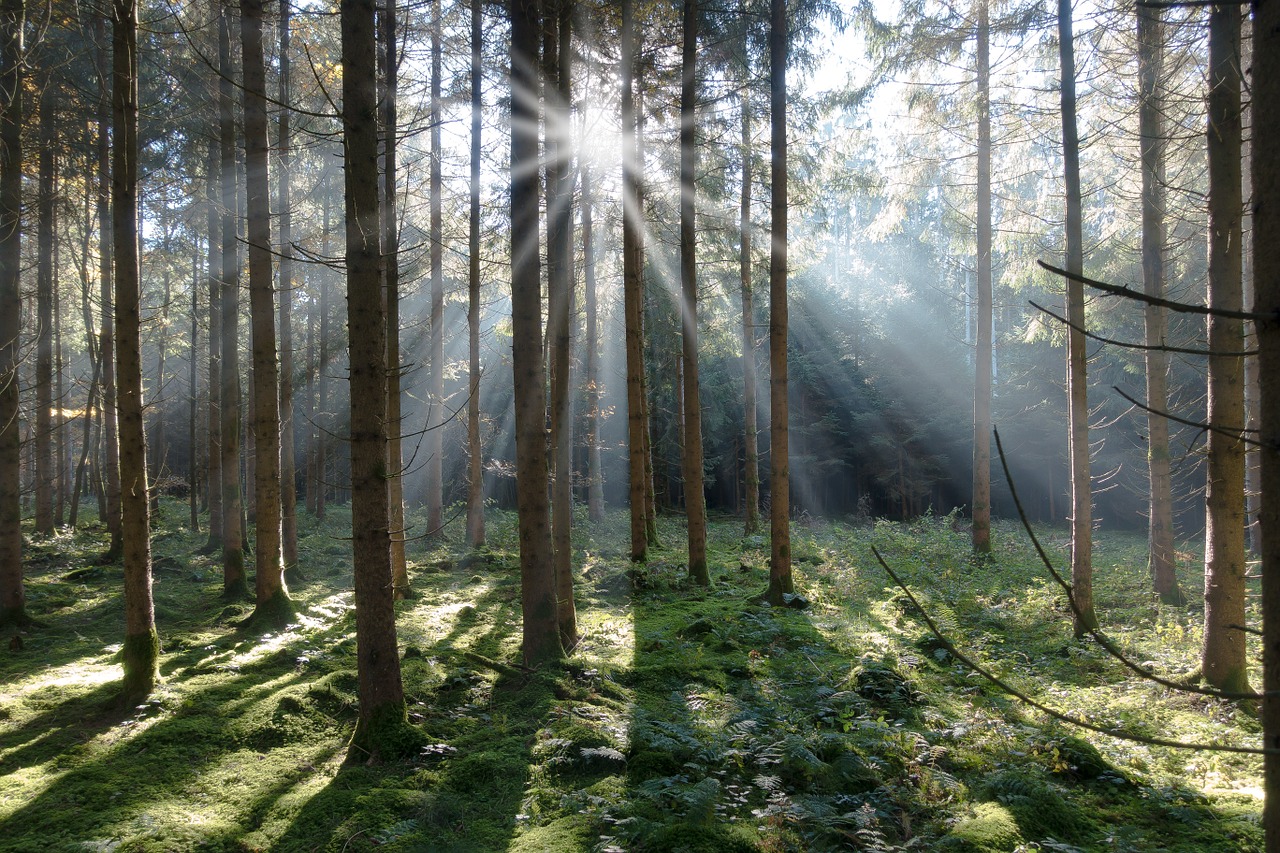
(509, 814, 592, 852)
(243, 586, 297, 630)
(347, 699, 424, 764)
(120, 627, 160, 703)
(946, 802, 1023, 852)
(645, 823, 758, 853)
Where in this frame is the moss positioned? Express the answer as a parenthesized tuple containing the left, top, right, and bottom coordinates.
(242, 586, 297, 630)
(946, 802, 1024, 852)
(509, 814, 592, 852)
(120, 627, 160, 703)
(346, 699, 424, 764)
(645, 823, 758, 853)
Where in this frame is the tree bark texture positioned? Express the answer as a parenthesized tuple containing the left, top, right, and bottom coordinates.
(205, 130, 223, 550)
(583, 164, 604, 523)
(425, 0, 444, 537)
(35, 88, 54, 536)
(971, 0, 992, 555)
(622, 0, 646, 562)
(740, 89, 760, 536)
(465, 0, 485, 546)
(97, 15, 122, 560)
(0, 0, 23, 626)
(277, 0, 297, 571)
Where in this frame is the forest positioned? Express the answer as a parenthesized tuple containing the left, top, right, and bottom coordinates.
(1, 0, 1279, 849)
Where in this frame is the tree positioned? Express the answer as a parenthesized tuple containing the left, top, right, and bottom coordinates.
(622, 0, 647, 562)
(277, 0, 298, 574)
(114, 0, 158, 701)
(425, 0, 444, 539)
(341, 0, 408, 760)
(740, 86, 760, 536)
(96, 15, 122, 562)
(243, 0, 290, 620)
(681, 0, 708, 585)
(35, 86, 55, 537)
(203, 125, 223, 552)
(1057, 0, 1095, 636)
(582, 160, 604, 523)
(0, 0, 23, 628)
(465, 0, 485, 547)
(765, 0, 792, 603)
(971, 0, 992, 555)
(1137, 4, 1181, 605)
(1200, 0, 1247, 693)
(511, 0, 562, 666)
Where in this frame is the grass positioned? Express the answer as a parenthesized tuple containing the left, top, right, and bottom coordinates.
(0, 500, 1262, 852)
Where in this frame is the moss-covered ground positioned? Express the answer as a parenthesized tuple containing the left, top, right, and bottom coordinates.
(0, 501, 1261, 851)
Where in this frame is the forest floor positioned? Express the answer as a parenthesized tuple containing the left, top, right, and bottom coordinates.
(0, 501, 1263, 852)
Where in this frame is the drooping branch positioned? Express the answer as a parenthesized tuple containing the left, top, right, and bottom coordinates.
(1029, 301, 1256, 357)
(1110, 387, 1265, 450)
(1037, 260, 1270, 322)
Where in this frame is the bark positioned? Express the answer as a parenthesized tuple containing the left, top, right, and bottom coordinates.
(1058, 0, 1095, 636)
(426, 0, 444, 537)
(243, 0, 288, 618)
(97, 14, 122, 561)
(219, 0, 246, 596)
(113, 0, 158, 701)
(511, 0, 562, 666)
(621, 0, 646, 561)
(55, 216, 65, 529)
(1138, 5, 1181, 604)
(204, 128, 223, 550)
(152, 215, 170, 516)
(583, 163, 604, 523)
(680, 0, 707, 585)
(190, 256, 200, 532)
(465, 0, 485, 546)
(971, 0, 992, 555)
(35, 87, 54, 536)
(278, 0, 297, 572)
(740, 88, 759, 535)
(381, 0, 407, 595)
(316, 170, 331, 521)
(1201, 1, 1248, 693)
(0, 0, 22, 627)
(764, 0, 792, 603)
(341, 0, 408, 761)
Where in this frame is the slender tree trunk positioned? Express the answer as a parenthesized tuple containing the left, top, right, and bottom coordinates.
(152, 215, 170, 516)
(1249, 0, 1280, 844)
(426, 0, 444, 537)
(740, 88, 759, 535)
(35, 87, 54, 537)
(680, 0, 707, 585)
(381, 0, 408, 595)
(1058, 0, 1095, 636)
(304, 272, 317, 516)
(637, 90, 657, 546)
(341, 0, 407, 761)
(316, 170, 331, 521)
(465, 0, 485, 546)
(242, 0, 288, 619)
(277, 0, 298, 574)
(55, 198, 66, 529)
(0, 0, 23, 627)
(97, 15, 122, 561)
(219, 0, 246, 596)
(190, 255, 200, 531)
(113, 0, 158, 701)
(583, 163, 604, 523)
(764, 0, 792, 604)
(511, 0, 562, 666)
(622, 0, 646, 561)
(204, 128, 223, 550)
(1139, 4, 1182, 604)
(971, 0, 992, 554)
(1201, 1, 1248, 693)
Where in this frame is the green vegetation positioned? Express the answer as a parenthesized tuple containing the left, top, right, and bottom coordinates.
(0, 501, 1261, 851)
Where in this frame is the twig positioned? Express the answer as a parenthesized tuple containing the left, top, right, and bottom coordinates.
(1111, 387, 1265, 449)
(1037, 260, 1270, 322)
(1029, 301, 1256, 357)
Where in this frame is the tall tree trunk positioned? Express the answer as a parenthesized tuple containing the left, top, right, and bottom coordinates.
(219, 0, 246, 596)
(316, 169, 331, 521)
(35, 87, 54, 536)
(190, 255, 200, 531)
(764, 0, 792, 604)
(680, 0, 707, 585)
(1058, 0, 1095, 636)
(341, 0, 407, 761)
(583, 163, 604, 523)
(1201, 1, 1248, 693)
(381, 0, 408, 595)
(204, 128, 223, 550)
(0, 0, 23, 627)
(1138, 4, 1181, 604)
(54, 189, 66, 529)
(1249, 0, 1280, 843)
(113, 0, 158, 701)
(242, 0, 289, 619)
(511, 0, 562, 666)
(465, 0, 485, 546)
(152, 214, 170, 516)
(97, 15, 122, 561)
(971, 0, 992, 554)
(277, 0, 298, 574)
(425, 0, 444, 537)
(621, 0, 646, 561)
(740, 87, 759, 536)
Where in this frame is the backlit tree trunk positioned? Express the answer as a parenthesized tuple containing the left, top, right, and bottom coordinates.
(425, 0, 444, 537)
(740, 88, 760, 536)
(465, 0, 485, 546)
(971, 0, 992, 555)
(583, 163, 604, 523)
(97, 15, 122, 561)
(204, 129, 223, 551)
(0, 0, 23, 627)
(1201, 1, 1248, 693)
(622, 0, 646, 561)
(277, 0, 298, 574)
(35, 87, 54, 537)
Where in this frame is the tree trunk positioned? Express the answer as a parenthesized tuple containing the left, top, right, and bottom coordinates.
(277, 0, 298, 574)
(316, 169, 331, 521)
(740, 87, 760, 536)
(680, 0, 707, 585)
(152, 215, 170, 517)
(426, 0, 444, 538)
(243, 0, 288, 619)
(465, 0, 485, 546)
(219, 0, 246, 596)
(971, 0, 992, 555)
(35, 87, 54, 537)
(621, 0, 646, 562)
(190, 255, 200, 532)
(583, 163, 604, 523)
(204, 125, 223, 550)
(764, 0, 792, 604)
(511, 0, 562, 666)
(97, 14, 122, 561)
(1058, 0, 1095, 636)
(341, 0, 408, 761)
(1138, 5, 1182, 605)
(1201, 1, 1248, 694)
(0, 0, 23, 627)
(113, 0, 158, 702)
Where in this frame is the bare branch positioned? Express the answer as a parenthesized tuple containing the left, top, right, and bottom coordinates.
(1029, 301, 1256, 357)
(1037, 260, 1270, 322)
(1111, 386, 1266, 449)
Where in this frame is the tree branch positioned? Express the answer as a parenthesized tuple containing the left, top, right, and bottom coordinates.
(1037, 260, 1270, 322)
(1029, 301, 1256, 357)
(1111, 386, 1266, 449)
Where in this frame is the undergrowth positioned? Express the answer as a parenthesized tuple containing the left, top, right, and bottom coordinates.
(0, 501, 1261, 851)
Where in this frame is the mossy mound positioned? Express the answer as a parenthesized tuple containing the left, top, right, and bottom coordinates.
(944, 802, 1024, 852)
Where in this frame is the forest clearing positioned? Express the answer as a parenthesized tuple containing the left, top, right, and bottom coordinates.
(0, 506, 1263, 851)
